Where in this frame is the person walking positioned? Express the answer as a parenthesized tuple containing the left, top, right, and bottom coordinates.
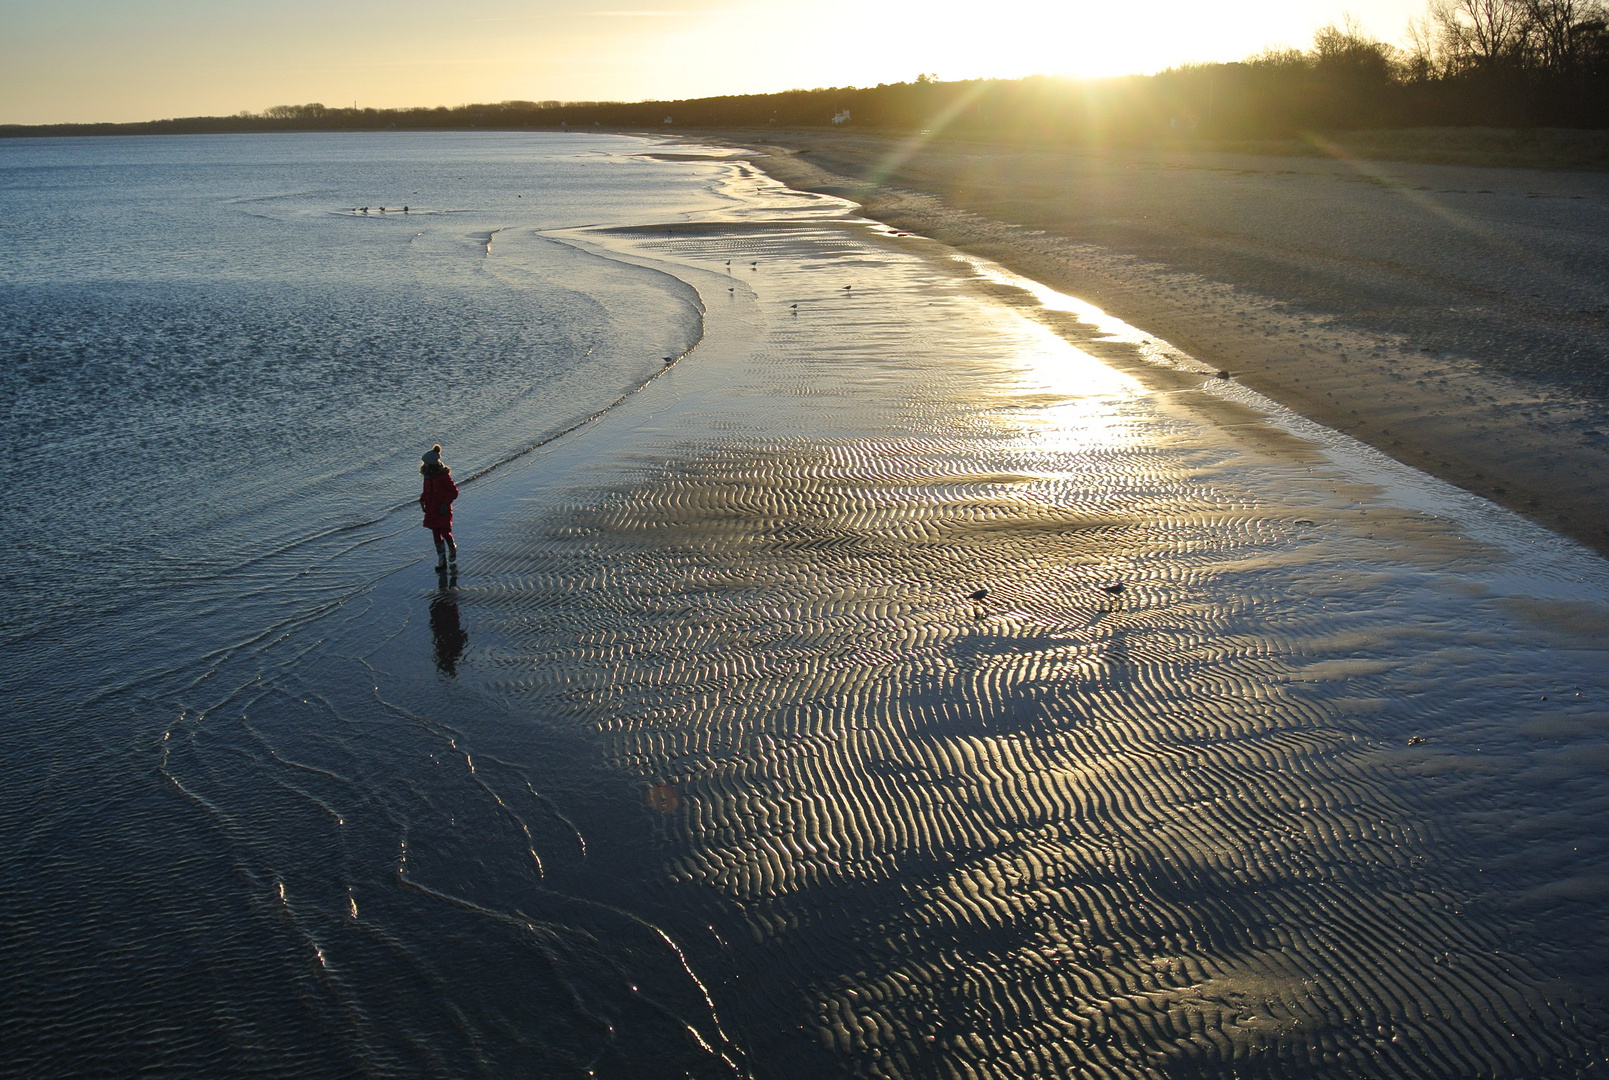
(419, 444, 459, 571)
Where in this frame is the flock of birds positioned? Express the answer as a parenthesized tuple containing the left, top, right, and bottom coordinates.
(722, 257, 855, 308)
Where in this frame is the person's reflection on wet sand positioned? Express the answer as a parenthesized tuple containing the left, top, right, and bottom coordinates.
(430, 590, 469, 677)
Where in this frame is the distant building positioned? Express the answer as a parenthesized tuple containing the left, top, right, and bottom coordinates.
(831, 110, 850, 125)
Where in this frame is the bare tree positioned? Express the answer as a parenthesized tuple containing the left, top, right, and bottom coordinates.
(1246, 46, 1311, 74)
(1430, 0, 1531, 70)
(1524, 0, 1609, 72)
(1404, 14, 1445, 77)
(1310, 16, 1401, 81)
(263, 103, 329, 120)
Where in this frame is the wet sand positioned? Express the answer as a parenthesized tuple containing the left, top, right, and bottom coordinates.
(711, 131, 1609, 560)
(69, 157, 1609, 1077)
(434, 179, 1609, 1075)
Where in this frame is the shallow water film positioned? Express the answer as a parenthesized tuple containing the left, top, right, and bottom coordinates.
(4, 133, 1609, 1079)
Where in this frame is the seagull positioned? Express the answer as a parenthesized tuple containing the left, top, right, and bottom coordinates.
(1099, 581, 1125, 594)
(728, 287, 735, 292)
(790, 303, 798, 309)
(843, 285, 852, 290)
(725, 260, 731, 265)
(968, 588, 988, 601)
(663, 356, 674, 364)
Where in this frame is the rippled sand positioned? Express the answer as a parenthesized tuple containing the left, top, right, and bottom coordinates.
(60, 168, 1609, 1078)
(434, 194, 1609, 1076)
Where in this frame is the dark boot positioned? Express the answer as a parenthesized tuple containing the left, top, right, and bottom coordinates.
(434, 539, 448, 571)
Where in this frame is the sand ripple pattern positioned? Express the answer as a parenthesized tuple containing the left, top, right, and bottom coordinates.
(463, 221, 1609, 1078)
(19, 212, 1605, 1079)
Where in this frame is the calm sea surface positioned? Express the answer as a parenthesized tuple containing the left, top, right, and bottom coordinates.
(0, 132, 729, 1077)
(2, 132, 711, 641)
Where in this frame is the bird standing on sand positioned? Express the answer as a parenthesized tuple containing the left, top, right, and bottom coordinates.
(1099, 581, 1125, 595)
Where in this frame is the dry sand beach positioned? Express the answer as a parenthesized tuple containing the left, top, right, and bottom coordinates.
(720, 131, 1609, 560)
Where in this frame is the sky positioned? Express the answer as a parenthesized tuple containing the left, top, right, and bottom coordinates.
(1, 0, 1430, 125)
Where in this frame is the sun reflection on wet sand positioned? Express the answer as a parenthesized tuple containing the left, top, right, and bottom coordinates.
(441, 206, 1609, 1076)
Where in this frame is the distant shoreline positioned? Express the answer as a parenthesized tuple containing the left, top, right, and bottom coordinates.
(8, 121, 1609, 173)
(716, 128, 1609, 558)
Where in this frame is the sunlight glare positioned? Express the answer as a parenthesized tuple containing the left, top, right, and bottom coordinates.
(678, 0, 1427, 95)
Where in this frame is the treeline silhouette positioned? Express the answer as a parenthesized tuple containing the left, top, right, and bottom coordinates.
(7, 0, 1609, 141)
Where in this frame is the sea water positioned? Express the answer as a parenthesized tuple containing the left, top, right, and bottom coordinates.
(0, 132, 732, 1077)
(1, 133, 713, 646)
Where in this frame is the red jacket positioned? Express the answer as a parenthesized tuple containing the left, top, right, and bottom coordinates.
(420, 470, 458, 529)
